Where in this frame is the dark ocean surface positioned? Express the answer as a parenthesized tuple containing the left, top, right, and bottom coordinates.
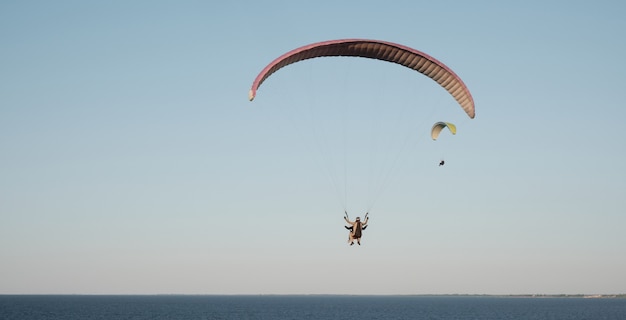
(1, 295, 625, 320)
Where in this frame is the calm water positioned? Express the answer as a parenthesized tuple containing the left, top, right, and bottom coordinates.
(1, 295, 625, 320)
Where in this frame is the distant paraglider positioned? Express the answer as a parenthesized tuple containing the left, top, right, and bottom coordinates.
(431, 121, 457, 167)
(431, 121, 457, 140)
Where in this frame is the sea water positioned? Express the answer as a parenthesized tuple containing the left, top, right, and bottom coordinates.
(1, 295, 625, 320)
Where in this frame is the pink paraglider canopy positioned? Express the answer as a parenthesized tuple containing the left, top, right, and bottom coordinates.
(249, 39, 475, 119)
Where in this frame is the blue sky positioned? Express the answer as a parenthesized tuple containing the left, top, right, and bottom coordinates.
(1, 0, 625, 295)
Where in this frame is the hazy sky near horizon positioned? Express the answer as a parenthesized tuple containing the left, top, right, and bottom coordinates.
(1, 1, 625, 295)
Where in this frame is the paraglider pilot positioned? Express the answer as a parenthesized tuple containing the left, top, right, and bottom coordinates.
(439, 160, 445, 166)
(344, 211, 369, 246)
